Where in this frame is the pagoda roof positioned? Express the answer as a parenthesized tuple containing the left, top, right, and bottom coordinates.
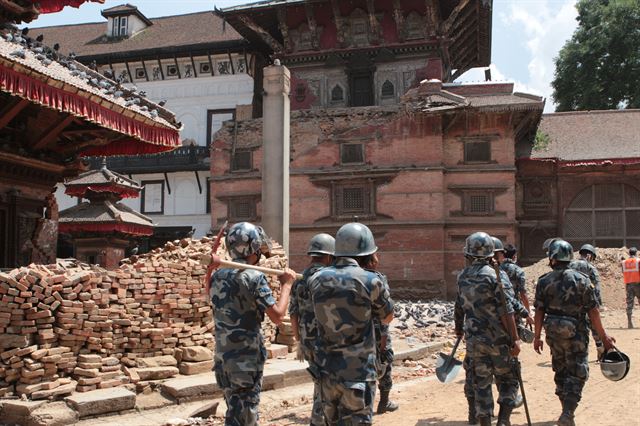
(64, 161, 142, 198)
(218, 0, 492, 77)
(0, 33, 181, 156)
(59, 199, 154, 236)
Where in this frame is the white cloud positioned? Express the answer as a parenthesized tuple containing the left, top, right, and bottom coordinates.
(455, 1, 578, 113)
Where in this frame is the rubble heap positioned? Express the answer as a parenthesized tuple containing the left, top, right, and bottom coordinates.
(0, 237, 289, 400)
(390, 300, 454, 342)
(523, 247, 630, 310)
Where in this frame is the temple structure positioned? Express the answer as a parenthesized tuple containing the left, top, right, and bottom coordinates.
(59, 160, 153, 269)
(0, 24, 181, 268)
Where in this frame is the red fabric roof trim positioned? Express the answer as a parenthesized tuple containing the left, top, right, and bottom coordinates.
(0, 63, 180, 155)
(59, 222, 153, 236)
(65, 185, 140, 199)
(33, 0, 104, 14)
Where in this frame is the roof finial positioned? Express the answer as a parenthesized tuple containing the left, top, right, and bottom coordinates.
(101, 157, 107, 170)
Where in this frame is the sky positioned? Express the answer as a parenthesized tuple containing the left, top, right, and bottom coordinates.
(28, 0, 580, 113)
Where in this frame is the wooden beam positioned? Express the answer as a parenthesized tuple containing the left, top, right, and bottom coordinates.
(449, 5, 477, 42)
(227, 50, 236, 74)
(173, 54, 182, 79)
(207, 51, 215, 76)
(57, 136, 113, 155)
(513, 110, 538, 139)
(124, 60, 133, 83)
(441, 0, 471, 35)
(424, 0, 440, 37)
(392, 0, 406, 42)
(276, 7, 293, 52)
(33, 115, 75, 150)
(141, 58, 150, 82)
(0, 98, 29, 130)
(156, 57, 165, 80)
(237, 14, 284, 53)
(190, 52, 198, 78)
(330, 0, 346, 47)
(304, 2, 320, 50)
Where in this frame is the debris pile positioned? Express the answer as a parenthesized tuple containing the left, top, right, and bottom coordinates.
(0, 237, 290, 399)
(523, 247, 630, 310)
(390, 300, 454, 342)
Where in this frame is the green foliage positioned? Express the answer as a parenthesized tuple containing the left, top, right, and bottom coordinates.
(533, 130, 551, 152)
(552, 0, 640, 111)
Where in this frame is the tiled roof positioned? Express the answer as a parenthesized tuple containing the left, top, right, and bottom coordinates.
(65, 163, 141, 190)
(0, 36, 178, 128)
(533, 110, 640, 161)
(30, 11, 243, 58)
(59, 200, 153, 227)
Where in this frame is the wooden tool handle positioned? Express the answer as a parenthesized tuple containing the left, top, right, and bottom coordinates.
(218, 259, 304, 280)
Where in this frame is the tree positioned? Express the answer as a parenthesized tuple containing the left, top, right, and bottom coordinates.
(551, 0, 640, 111)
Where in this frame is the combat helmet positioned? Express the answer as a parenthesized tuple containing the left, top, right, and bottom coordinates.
(225, 222, 264, 260)
(334, 223, 377, 257)
(464, 232, 495, 258)
(579, 244, 597, 259)
(492, 236, 505, 253)
(600, 348, 630, 381)
(307, 233, 335, 256)
(542, 237, 560, 254)
(548, 239, 573, 262)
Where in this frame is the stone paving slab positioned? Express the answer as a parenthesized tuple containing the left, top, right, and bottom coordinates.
(65, 387, 136, 418)
(160, 373, 218, 401)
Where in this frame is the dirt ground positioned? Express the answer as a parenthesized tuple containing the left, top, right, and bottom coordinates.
(255, 309, 639, 426)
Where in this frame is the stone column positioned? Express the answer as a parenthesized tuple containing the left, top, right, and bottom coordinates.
(262, 63, 290, 255)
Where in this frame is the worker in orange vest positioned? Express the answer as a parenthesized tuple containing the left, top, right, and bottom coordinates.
(622, 247, 640, 329)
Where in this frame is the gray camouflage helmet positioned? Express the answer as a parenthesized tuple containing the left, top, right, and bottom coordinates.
(579, 243, 597, 259)
(549, 239, 573, 262)
(225, 222, 263, 260)
(307, 233, 335, 256)
(464, 232, 495, 258)
(542, 237, 559, 253)
(334, 223, 377, 257)
(600, 349, 630, 381)
(492, 236, 505, 252)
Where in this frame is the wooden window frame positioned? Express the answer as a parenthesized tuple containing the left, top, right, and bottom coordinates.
(332, 181, 375, 220)
(231, 149, 253, 172)
(462, 191, 495, 216)
(464, 140, 492, 164)
(227, 197, 258, 222)
(141, 180, 165, 215)
(340, 143, 365, 165)
(206, 109, 236, 148)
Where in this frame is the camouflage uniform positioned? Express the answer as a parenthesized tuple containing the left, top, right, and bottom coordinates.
(534, 264, 598, 408)
(289, 263, 325, 426)
(210, 262, 276, 426)
(310, 257, 394, 425)
(455, 260, 519, 419)
(569, 259, 602, 306)
(371, 272, 394, 393)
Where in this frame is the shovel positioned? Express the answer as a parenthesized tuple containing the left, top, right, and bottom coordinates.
(435, 336, 463, 383)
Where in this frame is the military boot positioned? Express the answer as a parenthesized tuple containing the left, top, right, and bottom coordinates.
(376, 390, 399, 414)
(467, 398, 477, 425)
(628, 313, 634, 329)
(558, 398, 578, 426)
(496, 404, 513, 426)
(477, 416, 491, 426)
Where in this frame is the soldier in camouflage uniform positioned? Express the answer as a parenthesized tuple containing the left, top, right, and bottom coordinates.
(533, 239, 615, 426)
(309, 223, 394, 425)
(209, 222, 296, 426)
(570, 244, 604, 356)
(455, 232, 521, 426)
(364, 253, 398, 414)
(289, 233, 335, 426)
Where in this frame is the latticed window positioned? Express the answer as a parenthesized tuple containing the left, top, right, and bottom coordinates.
(228, 198, 256, 221)
(464, 141, 491, 163)
(563, 184, 640, 248)
(340, 143, 364, 164)
(333, 182, 374, 219)
(462, 192, 494, 216)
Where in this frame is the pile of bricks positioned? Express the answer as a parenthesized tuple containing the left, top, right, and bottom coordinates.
(0, 236, 289, 399)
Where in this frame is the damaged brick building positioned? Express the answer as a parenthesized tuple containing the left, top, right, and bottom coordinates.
(212, 0, 544, 298)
